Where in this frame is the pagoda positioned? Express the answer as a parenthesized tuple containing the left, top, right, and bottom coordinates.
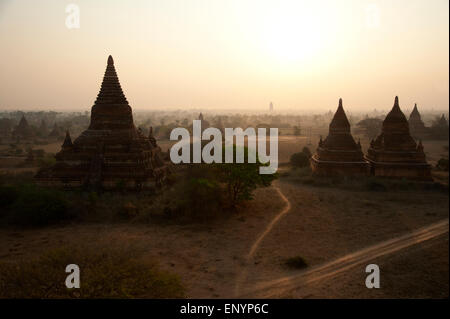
(48, 123, 64, 139)
(12, 115, 33, 139)
(310, 98, 368, 176)
(408, 103, 427, 139)
(35, 55, 169, 189)
(365, 96, 431, 180)
(38, 119, 49, 136)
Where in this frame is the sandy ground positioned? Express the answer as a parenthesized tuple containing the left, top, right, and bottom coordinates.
(287, 234, 449, 298)
(0, 136, 448, 298)
(0, 179, 447, 298)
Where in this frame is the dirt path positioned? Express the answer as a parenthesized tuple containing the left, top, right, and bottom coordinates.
(234, 182, 292, 296)
(240, 218, 449, 298)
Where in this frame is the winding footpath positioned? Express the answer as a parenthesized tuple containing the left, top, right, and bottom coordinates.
(234, 180, 449, 298)
(234, 182, 292, 296)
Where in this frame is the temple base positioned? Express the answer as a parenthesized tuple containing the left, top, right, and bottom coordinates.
(310, 156, 369, 177)
(365, 158, 432, 181)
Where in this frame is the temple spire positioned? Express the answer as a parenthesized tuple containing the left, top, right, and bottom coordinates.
(394, 96, 399, 108)
(88, 55, 134, 130)
(62, 130, 73, 149)
(329, 98, 350, 133)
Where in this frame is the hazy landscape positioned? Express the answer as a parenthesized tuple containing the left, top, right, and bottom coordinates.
(0, 0, 448, 300)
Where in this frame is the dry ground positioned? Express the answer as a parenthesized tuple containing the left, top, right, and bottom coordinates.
(0, 136, 448, 298)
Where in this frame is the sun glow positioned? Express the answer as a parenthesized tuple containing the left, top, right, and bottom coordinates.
(234, 1, 339, 68)
(263, 13, 324, 63)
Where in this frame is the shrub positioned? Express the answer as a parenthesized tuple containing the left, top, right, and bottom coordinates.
(0, 246, 185, 298)
(436, 158, 449, 171)
(365, 178, 387, 192)
(213, 146, 277, 206)
(301, 147, 312, 158)
(290, 152, 310, 168)
(285, 256, 308, 269)
(0, 186, 19, 208)
(9, 185, 70, 226)
(37, 155, 56, 168)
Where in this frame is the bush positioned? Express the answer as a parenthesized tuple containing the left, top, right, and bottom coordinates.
(290, 152, 310, 168)
(0, 246, 185, 298)
(285, 256, 308, 269)
(37, 155, 56, 168)
(9, 185, 70, 226)
(0, 186, 19, 208)
(436, 158, 449, 171)
(301, 147, 312, 158)
(169, 166, 224, 221)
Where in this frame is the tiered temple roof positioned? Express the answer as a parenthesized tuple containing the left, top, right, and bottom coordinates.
(35, 55, 169, 189)
(310, 98, 368, 176)
(366, 97, 431, 180)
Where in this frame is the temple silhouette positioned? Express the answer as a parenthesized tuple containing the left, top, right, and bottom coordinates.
(312, 96, 432, 180)
(310, 98, 368, 176)
(35, 56, 170, 189)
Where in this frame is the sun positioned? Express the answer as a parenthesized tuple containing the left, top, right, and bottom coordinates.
(237, 1, 336, 67)
(263, 14, 324, 63)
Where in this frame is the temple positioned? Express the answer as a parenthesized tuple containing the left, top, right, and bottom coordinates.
(408, 103, 427, 139)
(35, 55, 170, 189)
(365, 96, 431, 180)
(12, 115, 33, 140)
(48, 123, 63, 139)
(310, 98, 368, 176)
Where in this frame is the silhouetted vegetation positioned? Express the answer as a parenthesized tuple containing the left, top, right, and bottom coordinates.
(290, 147, 312, 168)
(285, 256, 308, 269)
(0, 246, 185, 298)
(0, 184, 70, 226)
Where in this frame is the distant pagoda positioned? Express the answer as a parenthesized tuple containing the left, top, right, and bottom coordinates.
(35, 55, 169, 189)
(408, 103, 427, 139)
(12, 115, 33, 139)
(48, 123, 64, 139)
(366, 96, 431, 180)
(38, 119, 48, 136)
(310, 98, 368, 176)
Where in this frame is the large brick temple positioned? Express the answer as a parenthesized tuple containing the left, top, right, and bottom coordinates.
(365, 96, 431, 180)
(310, 98, 369, 176)
(35, 56, 169, 189)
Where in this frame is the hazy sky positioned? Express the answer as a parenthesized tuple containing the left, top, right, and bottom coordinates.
(0, 0, 448, 112)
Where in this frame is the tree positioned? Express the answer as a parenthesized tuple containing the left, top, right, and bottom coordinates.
(213, 146, 277, 206)
(301, 146, 312, 158)
(290, 152, 309, 168)
(355, 118, 383, 140)
(293, 125, 301, 136)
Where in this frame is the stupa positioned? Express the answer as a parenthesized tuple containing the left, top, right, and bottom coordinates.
(408, 104, 427, 139)
(35, 55, 169, 189)
(365, 96, 431, 180)
(38, 119, 49, 136)
(310, 98, 368, 176)
(48, 123, 64, 139)
(12, 115, 33, 139)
